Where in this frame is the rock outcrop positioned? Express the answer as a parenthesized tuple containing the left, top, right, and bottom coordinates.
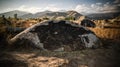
(9, 20, 102, 51)
(80, 19, 96, 28)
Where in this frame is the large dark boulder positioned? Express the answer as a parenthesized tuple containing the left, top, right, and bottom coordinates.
(9, 20, 102, 51)
(81, 19, 96, 28)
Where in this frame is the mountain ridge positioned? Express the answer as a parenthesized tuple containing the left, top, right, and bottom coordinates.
(0, 10, 29, 18)
(0, 10, 119, 20)
(19, 10, 83, 19)
(86, 12, 120, 20)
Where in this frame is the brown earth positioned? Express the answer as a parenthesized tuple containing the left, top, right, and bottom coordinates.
(0, 39, 120, 67)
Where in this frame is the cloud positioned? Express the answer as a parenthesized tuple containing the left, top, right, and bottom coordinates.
(0, 4, 61, 13)
(74, 2, 120, 13)
(114, 0, 120, 3)
(118, 4, 120, 6)
(74, 4, 90, 13)
(74, 4, 102, 13)
(1, 2, 119, 14)
(44, 4, 60, 11)
(17, 5, 42, 13)
(17, 5, 60, 13)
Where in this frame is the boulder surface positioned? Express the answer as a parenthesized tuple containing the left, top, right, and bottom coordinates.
(10, 20, 102, 51)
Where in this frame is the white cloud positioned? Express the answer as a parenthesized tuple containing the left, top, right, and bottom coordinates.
(17, 5, 60, 13)
(0, 4, 61, 13)
(44, 4, 60, 12)
(96, 3, 102, 5)
(17, 5, 42, 13)
(74, 4, 97, 13)
(118, 4, 120, 6)
(74, 2, 119, 14)
(114, 0, 120, 3)
(75, 4, 88, 13)
(1, 2, 119, 14)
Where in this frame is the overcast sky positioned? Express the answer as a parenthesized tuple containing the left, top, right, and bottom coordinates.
(0, 0, 120, 14)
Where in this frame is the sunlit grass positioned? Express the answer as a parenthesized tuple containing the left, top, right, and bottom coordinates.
(89, 27, 120, 39)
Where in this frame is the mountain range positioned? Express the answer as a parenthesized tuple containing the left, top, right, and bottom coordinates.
(19, 10, 83, 19)
(86, 12, 120, 20)
(0, 10, 119, 20)
(0, 10, 83, 19)
(0, 10, 29, 18)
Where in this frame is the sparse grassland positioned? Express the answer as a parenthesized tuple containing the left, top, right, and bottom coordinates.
(89, 27, 120, 39)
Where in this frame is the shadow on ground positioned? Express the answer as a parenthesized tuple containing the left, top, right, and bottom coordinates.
(0, 39, 120, 67)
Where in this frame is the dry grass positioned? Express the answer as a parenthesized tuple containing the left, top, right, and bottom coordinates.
(89, 27, 120, 39)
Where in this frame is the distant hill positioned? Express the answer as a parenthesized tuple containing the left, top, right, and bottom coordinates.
(1, 10, 120, 20)
(18, 13, 35, 19)
(18, 10, 53, 19)
(0, 10, 83, 19)
(19, 10, 83, 19)
(35, 10, 52, 17)
(0, 10, 29, 18)
(86, 12, 120, 20)
(66, 10, 82, 19)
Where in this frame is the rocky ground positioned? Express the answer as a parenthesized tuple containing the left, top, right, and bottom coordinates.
(0, 20, 120, 67)
(0, 39, 120, 67)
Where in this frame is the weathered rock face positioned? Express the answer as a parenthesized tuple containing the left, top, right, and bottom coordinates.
(10, 20, 102, 51)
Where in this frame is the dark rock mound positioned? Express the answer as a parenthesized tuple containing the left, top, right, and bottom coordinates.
(81, 19, 96, 28)
(9, 20, 102, 51)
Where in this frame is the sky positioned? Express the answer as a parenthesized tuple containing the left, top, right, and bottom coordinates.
(0, 0, 120, 14)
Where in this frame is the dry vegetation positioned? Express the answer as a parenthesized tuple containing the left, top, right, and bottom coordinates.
(89, 27, 120, 39)
(88, 17, 120, 40)
(0, 15, 120, 67)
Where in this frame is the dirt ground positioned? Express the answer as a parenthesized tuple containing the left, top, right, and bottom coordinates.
(0, 39, 120, 67)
